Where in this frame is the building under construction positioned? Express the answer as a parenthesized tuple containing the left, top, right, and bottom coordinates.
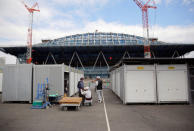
(1, 32, 194, 78)
(1, 0, 194, 130)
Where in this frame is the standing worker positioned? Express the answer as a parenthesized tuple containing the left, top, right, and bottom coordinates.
(77, 77, 85, 105)
(95, 76, 103, 103)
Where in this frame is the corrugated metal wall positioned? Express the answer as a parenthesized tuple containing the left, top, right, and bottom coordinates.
(33, 65, 64, 102)
(2, 64, 84, 102)
(2, 64, 32, 102)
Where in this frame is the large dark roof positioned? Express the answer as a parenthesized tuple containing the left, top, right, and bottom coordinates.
(0, 32, 194, 66)
(110, 58, 194, 71)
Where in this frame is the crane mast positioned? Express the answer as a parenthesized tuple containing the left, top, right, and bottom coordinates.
(23, 2, 40, 63)
(133, 0, 157, 58)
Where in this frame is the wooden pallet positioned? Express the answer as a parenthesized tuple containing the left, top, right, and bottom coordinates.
(59, 97, 82, 104)
(59, 97, 82, 110)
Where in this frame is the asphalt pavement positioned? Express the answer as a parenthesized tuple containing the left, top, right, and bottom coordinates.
(0, 87, 194, 131)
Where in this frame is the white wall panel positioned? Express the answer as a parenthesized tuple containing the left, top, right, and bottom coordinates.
(157, 64, 189, 103)
(69, 72, 75, 96)
(125, 70, 156, 103)
(0, 73, 3, 92)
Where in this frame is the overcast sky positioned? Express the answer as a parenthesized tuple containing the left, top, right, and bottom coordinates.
(0, 0, 194, 64)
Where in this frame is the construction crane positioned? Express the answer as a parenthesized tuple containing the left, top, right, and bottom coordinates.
(23, 1, 40, 63)
(133, 0, 157, 58)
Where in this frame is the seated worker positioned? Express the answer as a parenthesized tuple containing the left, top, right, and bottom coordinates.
(81, 87, 92, 105)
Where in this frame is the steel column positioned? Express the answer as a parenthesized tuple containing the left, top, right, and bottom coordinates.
(93, 51, 109, 70)
(45, 52, 57, 64)
(69, 51, 85, 70)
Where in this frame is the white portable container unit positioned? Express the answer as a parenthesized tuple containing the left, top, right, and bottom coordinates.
(119, 66, 125, 101)
(33, 65, 64, 102)
(0, 73, 3, 93)
(69, 71, 75, 96)
(114, 69, 118, 95)
(0, 58, 5, 93)
(124, 65, 157, 103)
(115, 69, 121, 97)
(33, 65, 84, 101)
(2, 64, 33, 103)
(76, 72, 80, 93)
(110, 65, 157, 104)
(68, 68, 84, 96)
(110, 72, 113, 90)
(111, 70, 116, 93)
(2, 64, 84, 102)
(156, 64, 189, 103)
(74, 70, 78, 94)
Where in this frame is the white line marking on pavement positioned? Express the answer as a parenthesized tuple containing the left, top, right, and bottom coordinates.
(102, 91, 111, 131)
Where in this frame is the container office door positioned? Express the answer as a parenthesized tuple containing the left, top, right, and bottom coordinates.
(124, 65, 156, 103)
(156, 64, 189, 103)
(64, 72, 69, 96)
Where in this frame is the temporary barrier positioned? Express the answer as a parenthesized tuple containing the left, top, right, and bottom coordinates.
(2, 64, 32, 103)
(156, 64, 189, 103)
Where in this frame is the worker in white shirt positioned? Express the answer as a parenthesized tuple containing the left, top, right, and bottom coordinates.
(95, 76, 103, 103)
(81, 86, 92, 102)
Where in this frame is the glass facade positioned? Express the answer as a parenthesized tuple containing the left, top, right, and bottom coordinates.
(34, 32, 161, 47)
